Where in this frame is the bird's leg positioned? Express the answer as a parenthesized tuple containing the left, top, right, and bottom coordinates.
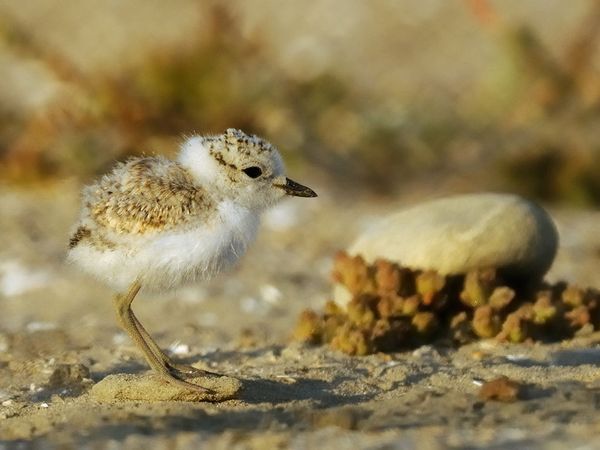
(118, 287, 220, 378)
(112, 281, 213, 392)
(129, 313, 220, 377)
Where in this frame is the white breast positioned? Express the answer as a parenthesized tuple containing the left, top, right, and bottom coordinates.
(139, 199, 260, 289)
(69, 200, 260, 292)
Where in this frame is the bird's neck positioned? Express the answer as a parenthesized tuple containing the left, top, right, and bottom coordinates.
(178, 137, 220, 186)
(217, 198, 261, 242)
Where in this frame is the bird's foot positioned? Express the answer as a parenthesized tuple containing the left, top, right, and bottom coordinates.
(167, 362, 222, 379)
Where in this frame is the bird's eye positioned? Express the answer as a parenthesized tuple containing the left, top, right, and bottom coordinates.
(242, 166, 263, 178)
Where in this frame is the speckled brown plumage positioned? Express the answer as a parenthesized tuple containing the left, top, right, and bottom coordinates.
(84, 157, 214, 236)
(69, 226, 91, 249)
(205, 129, 274, 167)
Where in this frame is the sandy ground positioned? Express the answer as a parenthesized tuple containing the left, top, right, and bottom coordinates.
(1, 181, 599, 449)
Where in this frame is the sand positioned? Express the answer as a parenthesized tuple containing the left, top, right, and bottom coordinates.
(1, 182, 599, 449)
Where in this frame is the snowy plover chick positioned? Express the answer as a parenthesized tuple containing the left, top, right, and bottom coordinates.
(68, 128, 317, 392)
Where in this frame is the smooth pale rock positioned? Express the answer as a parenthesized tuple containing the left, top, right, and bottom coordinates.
(90, 372, 242, 402)
(335, 193, 558, 304)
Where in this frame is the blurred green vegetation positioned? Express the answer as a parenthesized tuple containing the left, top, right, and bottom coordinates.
(1, 2, 600, 205)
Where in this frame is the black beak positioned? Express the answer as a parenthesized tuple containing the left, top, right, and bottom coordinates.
(276, 178, 318, 198)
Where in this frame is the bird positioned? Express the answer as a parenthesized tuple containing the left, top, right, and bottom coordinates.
(67, 128, 317, 392)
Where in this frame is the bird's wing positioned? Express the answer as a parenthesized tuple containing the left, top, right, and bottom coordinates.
(84, 157, 214, 235)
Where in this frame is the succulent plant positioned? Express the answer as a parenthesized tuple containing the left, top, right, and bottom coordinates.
(293, 251, 600, 355)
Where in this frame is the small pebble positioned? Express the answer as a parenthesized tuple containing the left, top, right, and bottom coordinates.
(260, 284, 283, 304)
(478, 376, 522, 402)
(168, 342, 191, 356)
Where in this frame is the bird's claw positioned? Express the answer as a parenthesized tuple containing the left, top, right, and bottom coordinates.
(167, 362, 222, 379)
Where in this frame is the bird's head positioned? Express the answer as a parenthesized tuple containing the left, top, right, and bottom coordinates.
(179, 128, 316, 209)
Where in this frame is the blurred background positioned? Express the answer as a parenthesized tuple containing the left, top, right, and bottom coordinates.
(1, 3, 600, 444)
(1, 0, 600, 203)
(0, 0, 599, 334)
